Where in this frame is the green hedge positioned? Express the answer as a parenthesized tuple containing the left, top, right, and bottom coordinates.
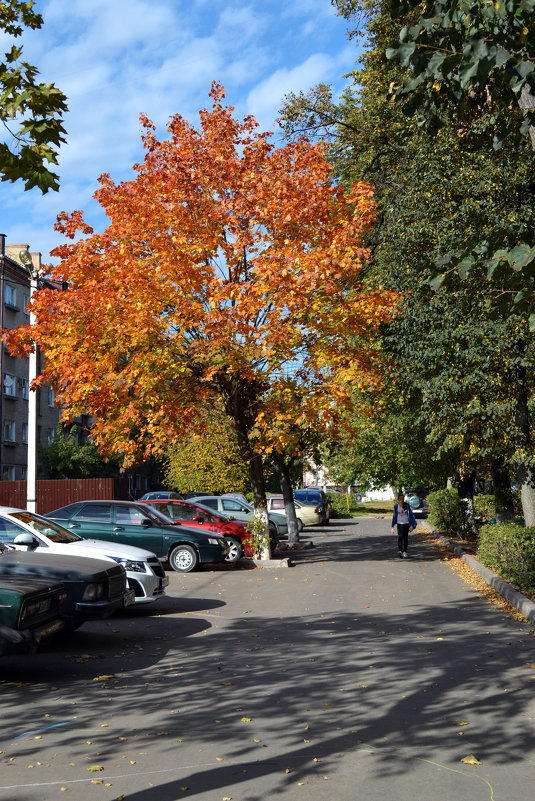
(427, 488, 468, 535)
(329, 493, 359, 518)
(478, 522, 535, 593)
(473, 494, 496, 524)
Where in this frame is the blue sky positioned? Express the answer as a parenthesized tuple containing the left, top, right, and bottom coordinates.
(1, 0, 360, 264)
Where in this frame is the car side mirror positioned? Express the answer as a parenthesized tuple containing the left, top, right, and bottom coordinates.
(141, 518, 152, 528)
(193, 515, 205, 522)
(13, 532, 37, 547)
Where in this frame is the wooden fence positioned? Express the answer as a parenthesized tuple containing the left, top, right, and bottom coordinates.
(0, 478, 131, 515)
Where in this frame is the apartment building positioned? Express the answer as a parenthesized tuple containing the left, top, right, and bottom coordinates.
(0, 236, 61, 480)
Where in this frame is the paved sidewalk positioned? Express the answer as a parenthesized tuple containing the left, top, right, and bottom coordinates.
(0, 517, 534, 801)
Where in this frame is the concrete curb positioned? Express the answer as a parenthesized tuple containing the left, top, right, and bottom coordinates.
(421, 521, 535, 625)
(240, 557, 292, 568)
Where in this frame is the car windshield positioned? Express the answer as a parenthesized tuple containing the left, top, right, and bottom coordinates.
(10, 511, 83, 543)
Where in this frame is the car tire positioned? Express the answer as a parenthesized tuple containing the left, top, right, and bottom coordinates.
(169, 544, 198, 572)
(224, 536, 243, 563)
(296, 518, 304, 533)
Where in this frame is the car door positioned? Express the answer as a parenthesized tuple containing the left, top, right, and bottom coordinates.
(112, 505, 165, 557)
(66, 502, 115, 541)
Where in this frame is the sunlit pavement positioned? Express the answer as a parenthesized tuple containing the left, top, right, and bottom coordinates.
(0, 516, 534, 800)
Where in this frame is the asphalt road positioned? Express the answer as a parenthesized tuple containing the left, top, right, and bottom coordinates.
(1, 516, 534, 801)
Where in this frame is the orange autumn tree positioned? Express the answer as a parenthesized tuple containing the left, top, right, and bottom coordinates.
(4, 83, 393, 536)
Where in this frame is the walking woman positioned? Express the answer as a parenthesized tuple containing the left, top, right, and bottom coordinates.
(391, 493, 416, 558)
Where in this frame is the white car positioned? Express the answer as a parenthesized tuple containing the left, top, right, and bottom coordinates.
(0, 507, 169, 605)
(266, 495, 322, 531)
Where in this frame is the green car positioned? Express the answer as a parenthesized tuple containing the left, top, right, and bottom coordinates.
(0, 576, 67, 656)
(46, 501, 229, 572)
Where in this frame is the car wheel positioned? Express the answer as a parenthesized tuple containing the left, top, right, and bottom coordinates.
(169, 544, 198, 572)
(224, 536, 243, 563)
(296, 518, 304, 533)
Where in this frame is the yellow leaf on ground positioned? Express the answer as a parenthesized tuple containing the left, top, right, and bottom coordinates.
(455, 721, 469, 727)
(92, 675, 115, 681)
(461, 754, 481, 765)
(87, 766, 104, 772)
(241, 717, 252, 722)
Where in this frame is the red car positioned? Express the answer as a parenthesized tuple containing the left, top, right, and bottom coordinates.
(138, 499, 251, 562)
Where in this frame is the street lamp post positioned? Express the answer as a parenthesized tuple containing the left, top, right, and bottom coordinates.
(19, 250, 39, 512)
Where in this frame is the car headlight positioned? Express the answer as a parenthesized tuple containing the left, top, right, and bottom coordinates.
(82, 583, 105, 602)
(208, 538, 221, 545)
(108, 556, 146, 573)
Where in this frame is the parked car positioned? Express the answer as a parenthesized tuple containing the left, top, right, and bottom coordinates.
(45, 501, 229, 573)
(266, 495, 322, 531)
(293, 489, 331, 525)
(0, 574, 67, 656)
(405, 488, 430, 518)
(193, 496, 288, 540)
(0, 508, 168, 604)
(0, 545, 134, 628)
(139, 491, 183, 501)
(138, 499, 250, 563)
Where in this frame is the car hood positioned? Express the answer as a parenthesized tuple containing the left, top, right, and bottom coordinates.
(66, 539, 156, 561)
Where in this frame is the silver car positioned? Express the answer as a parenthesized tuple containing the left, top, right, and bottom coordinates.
(193, 496, 288, 539)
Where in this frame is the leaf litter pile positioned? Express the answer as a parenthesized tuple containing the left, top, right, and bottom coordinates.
(417, 526, 531, 624)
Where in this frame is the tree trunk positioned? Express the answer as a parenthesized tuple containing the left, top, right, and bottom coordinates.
(456, 466, 477, 537)
(511, 348, 535, 527)
(226, 390, 271, 558)
(272, 450, 300, 545)
(491, 458, 514, 522)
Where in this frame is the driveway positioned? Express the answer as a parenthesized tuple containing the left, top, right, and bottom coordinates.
(0, 516, 534, 800)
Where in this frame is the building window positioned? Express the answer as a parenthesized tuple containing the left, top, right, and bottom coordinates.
(47, 427, 57, 445)
(3, 420, 15, 442)
(3, 374, 16, 397)
(23, 293, 30, 314)
(48, 388, 56, 407)
(2, 466, 15, 481)
(20, 378, 29, 400)
(21, 467, 27, 480)
(4, 285, 17, 308)
(22, 423, 28, 444)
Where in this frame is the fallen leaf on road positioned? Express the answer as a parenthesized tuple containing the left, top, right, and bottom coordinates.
(461, 754, 481, 765)
(87, 766, 104, 772)
(241, 717, 252, 722)
(93, 675, 115, 681)
(455, 721, 469, 727)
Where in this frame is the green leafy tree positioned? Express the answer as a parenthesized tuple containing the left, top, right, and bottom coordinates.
(39, 426, 121, 479)
(1, 1, 67, 192)
(385, 0, 535, 305)
(281, 0, 535, 524)
(164, 409, 248, 496)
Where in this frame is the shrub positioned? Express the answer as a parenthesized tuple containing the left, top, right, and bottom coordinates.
(473, 494, 496, 524)
(478, 522, 535, 593)
(329, 493, 359, 518)
(427, 488, 468, 535)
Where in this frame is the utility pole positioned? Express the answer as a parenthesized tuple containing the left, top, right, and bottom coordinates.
(19, 249, 39, 512)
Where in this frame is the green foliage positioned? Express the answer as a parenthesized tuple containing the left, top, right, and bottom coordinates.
(329, 492, 360, 518)
(427, 488, 468, 534)
(244, 512, 272, 558)
(0, 1, 67, 192)
(473, 494, 496, 524)
(386, 0, 535, 304)
(478, 522, 535, 593)
(164, 410, 248, 495)
(39, 426, 121, 479)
